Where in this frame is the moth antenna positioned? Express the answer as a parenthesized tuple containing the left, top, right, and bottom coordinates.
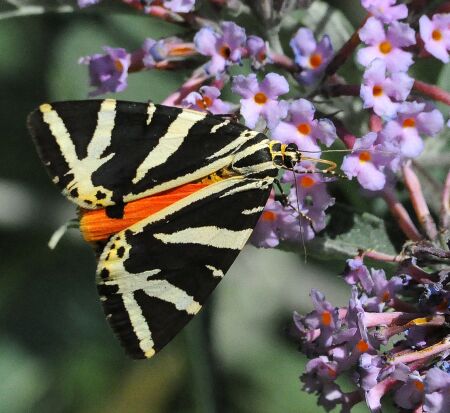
(292, 169, 308, 262)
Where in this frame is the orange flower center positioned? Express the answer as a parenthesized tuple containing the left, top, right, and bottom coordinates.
(414, 380, 425, 392)
(432, 29, 443, 41)
(219, 44, 231, 59)
(254, 92, 268, 105)
(382, 291, 390, 302)
(359, 151, 372, 163)
(402, 117, 416, 128)
(299, 175, 316, 188)
(356, 339, 369, 353)
(327, 366, 337, 379)
(196, 96, 213, 109)
(379, 41, 392, 54)
(114, 59, 124, 73)
(309, 53, 323, 69)
(297, 122, 312, 135)
(321, 311, 332, 326)
(372, 85, 383, 97)
(262, 211, 276, 221)
(258, 51, 266, 61)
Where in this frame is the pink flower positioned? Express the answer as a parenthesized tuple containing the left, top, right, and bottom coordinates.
(341, 132, 388, 191)
(360, 0, 408, 24)
(272, 99, 337, 156)
(182, 86, 232, 115)
(381, 101, 444, 158)
(419, 14, 450, 63)
(290, 28, 333, 84)
(194, 21, 246, 75)
(360, 59, 413, 118)
(231, 72, 289, 129)
(357, 17, 415, 73)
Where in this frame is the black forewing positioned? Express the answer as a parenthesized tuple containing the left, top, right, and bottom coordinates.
(28, 100, 253, 208)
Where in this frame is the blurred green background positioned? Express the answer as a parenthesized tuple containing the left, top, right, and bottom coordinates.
(0, 1, 447, 412)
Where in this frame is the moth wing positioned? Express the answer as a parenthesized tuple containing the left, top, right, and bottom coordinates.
(27, 99, 257, 209)
(96, 177, 272, 358)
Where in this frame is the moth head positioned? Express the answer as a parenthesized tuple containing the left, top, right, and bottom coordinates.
(282, 143, 301, 169)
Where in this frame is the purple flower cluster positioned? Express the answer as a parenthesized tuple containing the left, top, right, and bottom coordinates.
(294, 256, 450, 412)
(79, 38, 196, 96)
(229, 75, 337, 247)
(343, 2, 446, 191)
(194, 21, 268, 76)
(251, 173, 335, 248)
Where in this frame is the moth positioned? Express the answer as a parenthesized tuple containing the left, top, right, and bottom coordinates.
(27, 99, 322, 359)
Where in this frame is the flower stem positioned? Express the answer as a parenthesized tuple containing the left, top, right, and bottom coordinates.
(413, 80, 450, 106)
(382, 188, 422, 241)
(403, 162, 439, 240)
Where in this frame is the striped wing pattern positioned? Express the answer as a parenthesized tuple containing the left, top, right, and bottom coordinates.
(98, 177, 271, 358)
(28, 99, 262, 209)
(28, 99, 280, 358)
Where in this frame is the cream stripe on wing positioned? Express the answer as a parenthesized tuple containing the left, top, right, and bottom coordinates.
(206, 265, 224, 278)
(242, 206, 265, 215)
(87, 99, 116, 158)
(154, 226, 254, 250)
(146, 102, 157, 125)
(132, 109, 207, 184)
(40, 103, 79, 168)
(206, 130, 258, 160)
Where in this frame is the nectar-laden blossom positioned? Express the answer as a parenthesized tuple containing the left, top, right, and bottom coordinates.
(251, 173, 334, 247)
(360, 59, 413, 118)
(231, 72, 289, 129)
(246, 35, 269, 69)
(250, 194, 284, 248)
(272, 99, 337, 155)
(281, 173, 335, 241)
(294, 248, 450, 413)
(341, 132, 388, 191)
(182, 86, 232, 114)
(357, 17, 415, 73)
(419, 14, 450, 63)
(380, 101, 444, 159)
(194, 21, 246, 75)
(79, 47, 130, 96)
(141, 37, 195, 68)
(360, 0, 408, 24)
(290, 28, 333, 84)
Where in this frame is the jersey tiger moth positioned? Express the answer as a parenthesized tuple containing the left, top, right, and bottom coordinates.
(27, 98, 332, 359)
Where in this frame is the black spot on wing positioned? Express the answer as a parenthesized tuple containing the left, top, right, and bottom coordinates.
(106, 203, 125, 219)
